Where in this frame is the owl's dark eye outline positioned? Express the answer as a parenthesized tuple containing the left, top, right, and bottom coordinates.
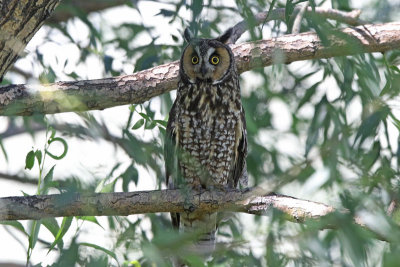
(210, 55, 219, 65)
(191, 56, 199, 65)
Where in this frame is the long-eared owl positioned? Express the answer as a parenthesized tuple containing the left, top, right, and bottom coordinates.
(165, 27, 248, 257)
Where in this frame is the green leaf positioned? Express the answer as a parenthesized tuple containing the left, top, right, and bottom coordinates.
(75, 216, 103, 228)
(95, 176, 117, 193)
(153, 119, 168, 128)
(131, 118, 145, 130)
(79, 242, 118, 262)
(103, 55, 114, 74)
(305, 97, 328, 156)
(144, 120, 157, 130)
(0, 140, 8, 162)
(121, 165, 139, 190)
(129, 104, 138, 112)
(138, 112, 150, 120)
(34, 149, 42, 166)
(171, 34, 179, 42)
(297, 82, 319, 111)
(39, 67, 56, 83)
(0, 221, 28, 236)
(41, 165, 55, 194)
(42, 218, 60, 238)
(158, 126, 166, 136)
(155, 8, 175, 17)
(66, 71, 79, 80)
(28, 220, 41, 252)
(390, 65, 400, 73)
(48, 217, 73, 253)
(42, 218, 63, 250)
(25, 150, 35, 170)
(100, 179, 117, 193)
(353, 105, 389, 148)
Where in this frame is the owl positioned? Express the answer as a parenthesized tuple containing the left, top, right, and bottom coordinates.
(165, 27, 248, 258)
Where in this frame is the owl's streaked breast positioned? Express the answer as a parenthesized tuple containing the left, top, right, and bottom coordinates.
(174, 78, 242, 188)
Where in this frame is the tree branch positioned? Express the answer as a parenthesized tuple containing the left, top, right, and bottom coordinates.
(2, 188, 386, 240)
(291, 3, 310, 34)
(1, 22, 399, 116)
(0, 189, 334, 222)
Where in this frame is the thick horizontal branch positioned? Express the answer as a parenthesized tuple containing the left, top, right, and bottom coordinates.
(1, 22, 400, 116)
(0, 189, 333, 222)
(2, 188, 392, 241)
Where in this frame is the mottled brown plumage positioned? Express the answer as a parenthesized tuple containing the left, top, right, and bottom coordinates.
(165, 28, 247, 257)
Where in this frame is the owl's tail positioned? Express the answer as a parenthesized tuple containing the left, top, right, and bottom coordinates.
(181, 212, 218, 259)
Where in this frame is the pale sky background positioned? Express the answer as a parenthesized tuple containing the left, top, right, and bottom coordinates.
(1, 0, 399, 265)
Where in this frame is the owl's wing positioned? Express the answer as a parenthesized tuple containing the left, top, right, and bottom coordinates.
(165, 101, 180, 229)
(233, 107, 248, 188)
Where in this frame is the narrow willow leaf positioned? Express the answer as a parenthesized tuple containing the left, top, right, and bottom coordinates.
(75, 216, 103, 228)
(48, 217, 73, 253)
(34, 149, 42, 166)
(79, 242, 118, 263)
(131, 119, 145, 130)
(0, 221, 28, 236)
(28, 220, 41, 252)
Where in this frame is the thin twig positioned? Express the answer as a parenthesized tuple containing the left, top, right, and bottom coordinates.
(0, 173, 37, 185)
(292, 2, 310, 34)
(227, 6, 364, 44)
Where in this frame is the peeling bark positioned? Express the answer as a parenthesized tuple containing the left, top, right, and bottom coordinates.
(1, 22, 400, 116)
(0, 0, 61, 79)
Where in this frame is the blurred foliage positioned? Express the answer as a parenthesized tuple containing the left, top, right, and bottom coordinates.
(1, 0, 400, 266)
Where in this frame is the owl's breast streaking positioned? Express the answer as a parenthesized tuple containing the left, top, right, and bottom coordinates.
(173, 77, 243, 188)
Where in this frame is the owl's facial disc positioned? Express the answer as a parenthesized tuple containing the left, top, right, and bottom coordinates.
(182, 40, 231, 84)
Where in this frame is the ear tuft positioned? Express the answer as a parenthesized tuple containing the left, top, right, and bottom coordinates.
(184, 28, 194, 43)
(216, 27, 233, 44)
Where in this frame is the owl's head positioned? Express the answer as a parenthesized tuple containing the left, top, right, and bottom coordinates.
(180, 28, 235, 84)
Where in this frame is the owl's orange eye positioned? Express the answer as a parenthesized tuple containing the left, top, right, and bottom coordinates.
(191, 56, 199, 64)
(210, 55, 219, 65)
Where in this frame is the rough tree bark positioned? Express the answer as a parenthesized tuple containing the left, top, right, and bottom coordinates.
(1, 22, 400, 116)
(0, 189, 335, 222)
(2, 189, 385, 240)
(0, 0, 61, 79)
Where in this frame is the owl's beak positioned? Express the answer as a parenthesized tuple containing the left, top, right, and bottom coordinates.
(200, 64, 207, 77)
